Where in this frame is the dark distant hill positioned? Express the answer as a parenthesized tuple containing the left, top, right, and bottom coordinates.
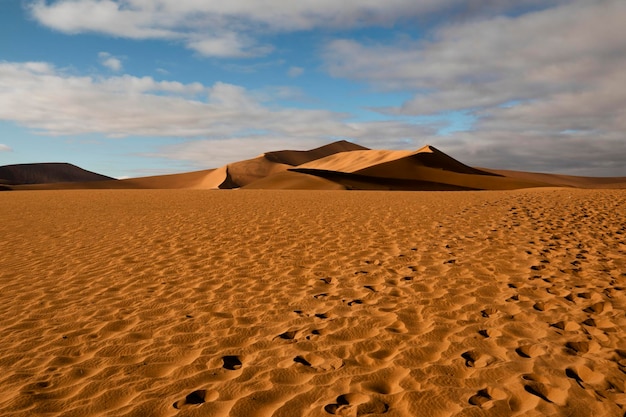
(5, 141, 625, 191)
(0, 163, 115, 185)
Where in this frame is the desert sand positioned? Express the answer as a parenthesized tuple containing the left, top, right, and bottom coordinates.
(5, 142, 625, 191)
(0, 188, 625, 416)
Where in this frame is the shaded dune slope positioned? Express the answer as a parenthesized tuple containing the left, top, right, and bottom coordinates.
(4, 142, 625, 190)
(9, 169, 219, 190)
(222, 157, 292, 188)
(241, 170, 346, 190)
(0, 163, 114, 185)
(264, 140, 369, 166)
(484, 168, 626, 189)
(286, 145, 545, 190)
(222, 140, 370, 188)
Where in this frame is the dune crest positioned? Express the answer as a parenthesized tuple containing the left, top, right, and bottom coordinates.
(3, 141, 625, 190)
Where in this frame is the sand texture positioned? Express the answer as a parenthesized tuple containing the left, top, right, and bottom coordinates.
(0, 189, 625, 416)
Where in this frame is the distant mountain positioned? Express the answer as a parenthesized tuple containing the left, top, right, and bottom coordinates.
(0, 163, 115, 186)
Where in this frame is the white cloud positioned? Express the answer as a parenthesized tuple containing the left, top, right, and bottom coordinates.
(28, 0, 562, 58)
(287, 66, 304, 78)
(321, 0, 626, 175)
(325, 1, 626, 112)
(150, 124, 436, 169)
(0, 60, 431, 146)
(1, 59, 622, 174)
(0, 144, 13, 152)
(0, 60, 449, 171)
(98, 52, 122, 71)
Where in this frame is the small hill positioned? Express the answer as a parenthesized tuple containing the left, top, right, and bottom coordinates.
(0, 163, 114, 185)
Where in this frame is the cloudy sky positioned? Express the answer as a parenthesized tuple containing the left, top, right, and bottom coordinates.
(1, 0, 625, 178)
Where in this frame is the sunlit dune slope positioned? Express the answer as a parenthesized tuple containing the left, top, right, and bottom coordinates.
(4, 141, 625, 190)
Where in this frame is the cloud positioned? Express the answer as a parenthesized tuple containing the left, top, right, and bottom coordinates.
(0, 61, 433, 156)
(150, 123, 437, 169)
(287, 66, 304, 78)
(322, 0, 626, 175)
(325, 1, 626, 111)
(0, 144, 13, 152)
(28, 0, 561, 58)
(98, 52, 122, 71)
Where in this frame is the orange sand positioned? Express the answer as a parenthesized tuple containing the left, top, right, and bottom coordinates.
(0, 189, 625, 416)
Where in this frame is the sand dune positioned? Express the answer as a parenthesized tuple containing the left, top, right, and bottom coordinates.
(241, 171, 345, 190)
(289, 145, 553, 190)
(9, 169, 219, 191)
(264, 140, 369, 166)
(222, 141, 371, 188)
(0, 188, 624, 416)
(3, 141, 625, 191)
(483, 168, 626, 189)
(296, 145, 492, 176)
(223, 156, 292, 188)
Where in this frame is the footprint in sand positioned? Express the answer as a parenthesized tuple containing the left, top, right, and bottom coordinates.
(566, 366, 604, 387)
(581, 318, 596, 327)
(550, 321, 580, 331)
(292, 354, 343, 371)
(533, 302, 545, 311)
(276, 330, 298, 340)
(468, 389, 492, 407)
(324, 393, 388, 416)
(173, 389, 218, 409)
(222, 355, 242, 370)
(583, 302, 606, 314)
(522, 374, 567, 405)
(565, 340, 593, 355)
(293, 355, 312, 367)
(481, 307, 498, 318)
(368, 282, 384, 292)
(478, 329, 490, 338)
(515, 344, 543, 359)
(462, 351, 495, 368)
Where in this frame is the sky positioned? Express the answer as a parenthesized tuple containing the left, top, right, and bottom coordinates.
(1, 0, 625, 179)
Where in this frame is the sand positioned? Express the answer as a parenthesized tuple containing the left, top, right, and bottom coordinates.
(0, 188, 624, 416)
(5, 143, 626, 191)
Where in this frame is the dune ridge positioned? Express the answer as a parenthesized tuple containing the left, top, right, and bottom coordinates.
(3, 141, 625, 191)
(0, 188, 624, 416)
(263, 140, 370, 166)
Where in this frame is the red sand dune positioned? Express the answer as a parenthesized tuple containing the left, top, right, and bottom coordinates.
(3, 141, 625, 191)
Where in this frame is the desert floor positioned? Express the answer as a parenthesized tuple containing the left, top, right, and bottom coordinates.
(0, 189, 624, 417)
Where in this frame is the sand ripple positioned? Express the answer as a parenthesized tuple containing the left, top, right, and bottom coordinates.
(0, 189, 624, 416)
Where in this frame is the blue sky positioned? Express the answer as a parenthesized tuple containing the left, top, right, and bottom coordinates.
(1, 0, 625, 178)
